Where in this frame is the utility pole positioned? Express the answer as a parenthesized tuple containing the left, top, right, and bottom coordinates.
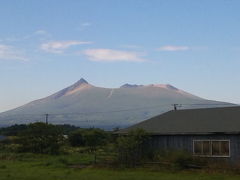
(45, 114, 49, 124)
(172, 104, 181, 111)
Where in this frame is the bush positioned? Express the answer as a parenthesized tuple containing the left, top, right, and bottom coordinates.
(69, 128, 110, 150)
(18, 122, 64, 154)
(2, 144, 21, 153)
(0, 124, 28, 136)
(154, 150, 207, 170)
(83, 129, 109, 151)
(115, 128, 150, 167)
(68, 128, 110, 164)
(69, 129, 85, 147)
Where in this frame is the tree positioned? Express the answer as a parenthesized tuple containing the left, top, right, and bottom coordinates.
(84, 128, 109, 163)
(0, 124, 28, 136)
(68, 128, 109, 163)
(68, 129, 85, 147)
(18, 122, 64, 154)
(83, 129, 109, 151)
(69, 128, 109, 149)
(116, 128, 150, 167)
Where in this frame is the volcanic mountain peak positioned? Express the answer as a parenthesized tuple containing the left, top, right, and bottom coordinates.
(147, 84, 179, 91)
(120, 83, 179, 90)
(75, 78, 88, 85)
(51, 78, 93, 99)
(0, 78, 233, 127)
(120, 83, 143, 88)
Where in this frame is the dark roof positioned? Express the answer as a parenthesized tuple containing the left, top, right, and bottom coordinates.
(0, 135, 7, 141)
(119, 106, 240, 135)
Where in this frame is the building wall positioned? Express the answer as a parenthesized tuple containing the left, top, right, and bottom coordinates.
(149, 134, 240, 162)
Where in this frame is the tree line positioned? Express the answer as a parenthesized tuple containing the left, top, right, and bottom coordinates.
(0, 122, 207, 169)
(0, 122, 151, 167)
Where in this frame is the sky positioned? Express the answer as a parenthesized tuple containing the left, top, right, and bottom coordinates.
(1, 0, 240, 112)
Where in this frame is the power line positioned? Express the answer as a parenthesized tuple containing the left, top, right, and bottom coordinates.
(0, 104, 172, 117)
(0, 103, 237, 117)
(45, 114, 49, 124)
(181, 103, 234, 106)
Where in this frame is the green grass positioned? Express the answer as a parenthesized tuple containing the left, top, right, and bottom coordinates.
(0, 153, 240, 180)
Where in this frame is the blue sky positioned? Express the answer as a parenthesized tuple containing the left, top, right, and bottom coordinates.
(1, 0, 240, 112)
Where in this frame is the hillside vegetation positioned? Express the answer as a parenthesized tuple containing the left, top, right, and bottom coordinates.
(1, 123, 240, 179)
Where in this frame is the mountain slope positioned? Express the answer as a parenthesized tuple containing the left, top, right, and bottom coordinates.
(0, 78, 233, 128)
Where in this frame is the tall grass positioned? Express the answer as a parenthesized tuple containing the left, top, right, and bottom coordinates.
(0, 152, 240, 180)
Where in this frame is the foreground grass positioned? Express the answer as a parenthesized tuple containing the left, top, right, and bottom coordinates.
(0, 153, 240, 180)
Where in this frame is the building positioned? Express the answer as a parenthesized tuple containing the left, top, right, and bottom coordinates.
(119, 106, 240, 162)
(0, 135, 7, 142)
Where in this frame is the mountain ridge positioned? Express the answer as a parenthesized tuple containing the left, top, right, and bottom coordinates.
(0, 78, 234, 128)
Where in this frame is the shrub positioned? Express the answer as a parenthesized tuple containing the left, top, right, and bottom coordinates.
(18, 122, 64, 154)
(2, 144, 21, 153)
(69, 128, 110, 150)
(83, 129, 109, 151)
(154, 150, 207, 170)
(115, 128, 150, 167)
(68, 128, 110, 164)
(68, 129, 85, 147)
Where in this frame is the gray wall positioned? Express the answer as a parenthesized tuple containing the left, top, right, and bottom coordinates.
(149, 134, 240, 162)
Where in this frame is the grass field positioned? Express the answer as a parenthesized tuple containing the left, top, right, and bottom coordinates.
(0, 153, 240, 180)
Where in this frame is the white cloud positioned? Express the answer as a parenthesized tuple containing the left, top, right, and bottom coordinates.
(157, 45, 190, 51)
(81, 22, 91, 27)
(1, 30, 51, 43)
(34, 30, 48, 35)
(0, 44, 28, 61)
(76, 22, 92, 31)
(82, 49, 146, 62)
(41, 41, 92, 53)
(33, 30, 52, 41)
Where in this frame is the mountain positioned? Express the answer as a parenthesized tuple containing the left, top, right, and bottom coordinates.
(120, 83, 143, 88)
(0, 78, 233, 129)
